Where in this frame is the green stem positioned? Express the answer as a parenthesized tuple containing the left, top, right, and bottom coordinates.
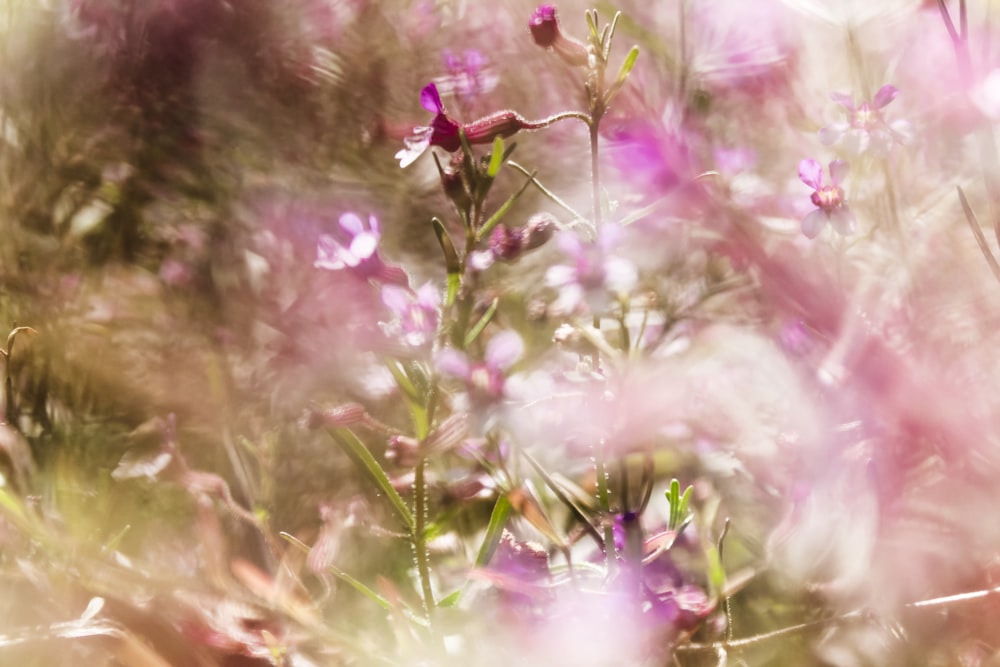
(413, 456, 435, 624)
(594, 440, 616, 575)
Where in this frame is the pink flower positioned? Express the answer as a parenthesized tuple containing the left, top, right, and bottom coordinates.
(546, 227, 638, 315)
(436, 330, 524, 403)
(380, 283, 440, 347)
(798, 159, 856, 239)
(529, 5, 588, 67)
(314, 213, 406, 284)
(818, 84, 913, 156)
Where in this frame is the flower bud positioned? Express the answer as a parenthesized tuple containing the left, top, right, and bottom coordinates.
(307, 402, 366, 429)
(464, 110, 529, 145)
(489, 224, 525, 262)
(523, 212, 556, 250)
(529, 5, 589, 68)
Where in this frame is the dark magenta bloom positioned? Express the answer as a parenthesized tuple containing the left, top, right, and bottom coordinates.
(397, 83, 532, 167)
(529, 5, 559, 47)
(528, 5, 588, 66)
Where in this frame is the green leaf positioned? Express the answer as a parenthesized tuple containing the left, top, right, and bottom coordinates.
(585, 9, 599, 39)
(520, 449, 603, 547)
(326, 428, 415, 532)
(474, 495, 512, 567)
(476, 169, 537, 242)
(707, 544, 726, 596)
(280, 533, 393, 611)
(432, 217, 462, 306)
(603, 11, 622, 61)
(437, 589, 463, 608)
(604, 45, 640, 107)
(487, 136, 504, 178)
(464, 297, 499, 348)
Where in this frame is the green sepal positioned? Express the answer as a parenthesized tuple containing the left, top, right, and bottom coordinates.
(476, 168, 537, 242)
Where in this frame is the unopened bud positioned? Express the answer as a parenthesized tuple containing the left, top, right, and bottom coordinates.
(489, 224, 525, 262)
(529, 5, 589, 68)
(523, 213, 556, 250)
(464, 110, 529, 145)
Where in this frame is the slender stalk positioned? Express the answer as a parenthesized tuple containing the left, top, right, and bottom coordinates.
(594, 439, 616, 576)
(590, 121, 602, 227)
(413, 456, 435, 625)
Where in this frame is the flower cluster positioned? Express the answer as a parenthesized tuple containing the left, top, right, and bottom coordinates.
(818, 84, 912, 156)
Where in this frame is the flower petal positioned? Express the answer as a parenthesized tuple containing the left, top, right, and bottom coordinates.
(436, 349, 470, 379)
(420, 82, 444, 113)
(872, 84, 898, 109)
(828, 159, 850, 186)
(486, 330, 524, 370)
(801, 209, 827, 239)
(818, 123, 847, 146)
(339, 213, 364, 235)
(829, 92, 854, 109)
(381, 285, 411, 315)
(798, 159, 823, 190)
(829, 206, 857, 235)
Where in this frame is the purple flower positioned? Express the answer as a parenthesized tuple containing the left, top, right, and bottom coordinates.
(396, 83, 532, 168)
(798, 159, 856, 239)
(380, 282, 440, 347)
(436, 330, 524, 402)
(818, 84, 913, 156)
(546, 227, 638, 315)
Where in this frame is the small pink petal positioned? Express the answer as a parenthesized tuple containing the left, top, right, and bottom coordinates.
(350, 232, 378, 260)
(486, 330, 524, 370)
(828, 159, 850, 186)
(382, 285, 411, 313)
(801, 209, 827, 239)
(436, 349, 470, 379)
(829, 206, 857, 235)
(872, 84, 898, 109)
(798, 159, 823, 190)
(339, 213, 364, 235)
(818, 124, 847, 146)
(830, 92, 854, 109)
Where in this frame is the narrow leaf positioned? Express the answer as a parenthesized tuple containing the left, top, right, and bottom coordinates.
(521, 449, 603, 547)
(957, 186, 1000, 285)
(477, 169, 537, 242)
(464, 297, 499, 348)
(326, 428, 414, 532)
(474, 495, 512, 567)
(431, 217, 462, 306)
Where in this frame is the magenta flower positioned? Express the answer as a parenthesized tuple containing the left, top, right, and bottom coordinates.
(818, 84, 913, 156)
(396, 82, 532, 168)
(529, 5, 588, 67)
(380, 282, 440, 347)
(436, 330, 524, 403)
(798, 159, 856, 239)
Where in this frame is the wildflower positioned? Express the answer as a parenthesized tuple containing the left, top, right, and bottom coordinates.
(529, 5, 589, 67)
(798, 159, 856, 239)
(818, 84, 912, 155)
(380, 282, 440, 347)
(472, 214, 559, 270)
(436, 49, 498, 100)
(315, 213, 402, 282)
(546, 227, 638, 315)
(396, 83, 532, 168)
(436, 330, 524, 403)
